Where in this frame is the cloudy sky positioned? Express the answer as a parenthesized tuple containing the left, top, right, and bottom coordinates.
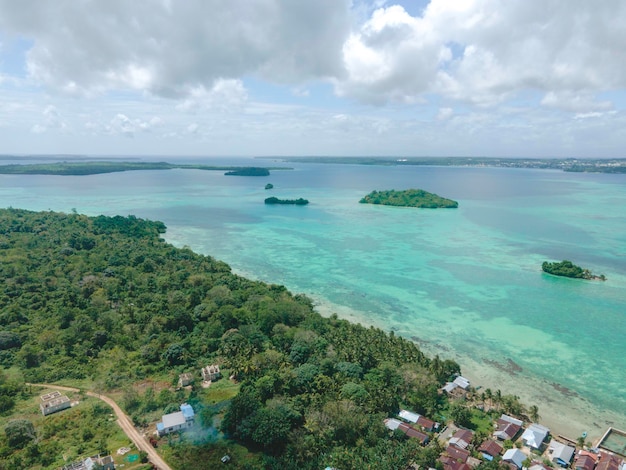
(1, 0, 625, 158)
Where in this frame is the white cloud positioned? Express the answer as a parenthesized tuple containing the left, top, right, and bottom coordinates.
(0, 0, 351, 98)
(437, 107, 453, 121)
(541, 91, 612, 113)
(176, 79, 248, 112)
(107, 113, 163, 138)
(337, 0, 626, 110)
(30, 105, 69, 134)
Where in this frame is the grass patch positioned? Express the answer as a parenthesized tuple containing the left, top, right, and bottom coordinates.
(201, 378, 240, 404)
(470, 408, 496, 435)
(160, 439, 263, 470)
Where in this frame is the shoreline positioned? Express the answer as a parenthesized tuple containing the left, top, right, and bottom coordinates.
(176, 246, 625, 444)
(308, 294, 623, 443)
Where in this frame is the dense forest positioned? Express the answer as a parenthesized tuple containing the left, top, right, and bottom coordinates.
(360, 189, 458, 208)
(0, 208, 463, 469)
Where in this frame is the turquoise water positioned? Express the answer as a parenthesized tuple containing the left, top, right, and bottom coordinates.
(1, 159, 624, 433)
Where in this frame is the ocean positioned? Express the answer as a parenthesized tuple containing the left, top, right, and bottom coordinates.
(1, 157, 624, 438)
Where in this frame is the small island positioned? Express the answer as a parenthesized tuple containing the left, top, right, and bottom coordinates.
(359, 189, 458, 208)
(542, 260, 606, 281)
(265, 183, 274, 190)
(265, 197, 309, 205)
(224, 167, 270, 176)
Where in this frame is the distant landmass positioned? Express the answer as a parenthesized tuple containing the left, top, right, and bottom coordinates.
(0, 161, 288, 176)
(360, 189, 458, 208)
(265, 196, 309, 205)
(265, 183, 274, 189)
(278, 156, 626, 174)
(542, 260, 606, 281)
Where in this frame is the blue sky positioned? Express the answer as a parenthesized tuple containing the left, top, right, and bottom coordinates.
(0, 0, 625, 158)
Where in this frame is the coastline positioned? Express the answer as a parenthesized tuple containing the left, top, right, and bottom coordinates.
(309, 294, 623, 443)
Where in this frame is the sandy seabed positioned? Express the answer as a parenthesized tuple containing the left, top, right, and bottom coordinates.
(311, 296, 623, 443)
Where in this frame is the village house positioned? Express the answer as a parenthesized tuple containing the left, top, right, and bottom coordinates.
(417, 415, 438, 432)
(548, 440, 576, 467)
(384, 418, 429, 445)
(478, 440, 503, 461)
(178, 372, 194, 387)
(439, 445, 471, 470)
(449, 429, 474, 449)
(575, 453, 598, 470)
(528, 463, 553, 470)
(39, 391, 71, 416)
(494, 414, 523, 441)
(201, 364, 221, 382)
(443, 375, 471, 396)
(398, 409, 420, 423)
(503, 448, 527, 469)
(596, 452, 624, 470)
(522, 423, 550, 450)
(62, 454, 115, 470)
(397, 408, 438, 432)
(156, 403, 195, 437)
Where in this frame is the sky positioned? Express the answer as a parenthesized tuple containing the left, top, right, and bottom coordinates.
(1, 0, 625, 158)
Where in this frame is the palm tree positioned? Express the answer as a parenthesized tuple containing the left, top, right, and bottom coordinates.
(529, 405, 539, 422)
(485, 388, 493, 409)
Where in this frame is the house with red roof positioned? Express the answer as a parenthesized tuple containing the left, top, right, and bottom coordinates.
(479, 440, 504, 461)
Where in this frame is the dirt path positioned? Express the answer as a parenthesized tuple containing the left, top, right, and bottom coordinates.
(27, 383, 173, 470)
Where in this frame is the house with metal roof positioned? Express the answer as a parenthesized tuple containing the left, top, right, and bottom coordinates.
(522, 423, 550, 450)
(156, 403, 195, 437)
(549, 441, 575, 467)
(503, 448, 526, 469)
(398, 409, 420, 423)
(479, 440, 503, 461)
(40, 391, 71, 416)
(449, 429, 474, 449)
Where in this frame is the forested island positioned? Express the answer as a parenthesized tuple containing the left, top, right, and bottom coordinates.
(0, 161, 286, 176)
(360, 189, 458, 208)
(542, 260, 606, 280)
(265, 183, 274, 189)
(224, 167, 270, 176)
(264, 196, 309, 205)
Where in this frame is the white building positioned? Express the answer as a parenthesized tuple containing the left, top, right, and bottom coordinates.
(522, 423, 550, 449)
(156, 403, 195, 437)
(40, 391, 71, 416)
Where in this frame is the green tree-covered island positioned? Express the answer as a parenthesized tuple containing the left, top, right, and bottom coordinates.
(360, 189, 458, 208)
(224, 167, 270, 176)
(264, 196, 309, 205)
(265, 183, 274, 190)
(542, 260, 606, 281)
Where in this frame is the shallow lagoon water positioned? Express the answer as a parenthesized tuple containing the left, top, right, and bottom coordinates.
(1, 158, 624, 437)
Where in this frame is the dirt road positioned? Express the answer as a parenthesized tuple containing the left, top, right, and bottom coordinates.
(27, 383, 173, 470)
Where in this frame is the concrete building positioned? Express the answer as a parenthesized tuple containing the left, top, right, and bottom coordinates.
(40, 391, 71, 416)
(156, 403, 195, 437)
(201, 364, 221, 382)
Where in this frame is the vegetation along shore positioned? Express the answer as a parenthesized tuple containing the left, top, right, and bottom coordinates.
(0, 209, 619, 469)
